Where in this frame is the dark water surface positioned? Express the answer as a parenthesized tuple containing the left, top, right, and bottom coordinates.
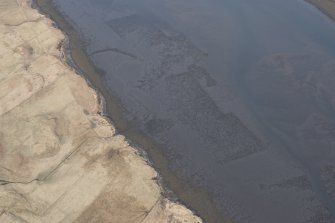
(44, 0, 335, 222)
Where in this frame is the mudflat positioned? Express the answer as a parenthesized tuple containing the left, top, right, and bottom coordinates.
(0, 1, 201, 222)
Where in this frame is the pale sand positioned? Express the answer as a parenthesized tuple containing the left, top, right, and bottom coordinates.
(0, 0, 202, 222)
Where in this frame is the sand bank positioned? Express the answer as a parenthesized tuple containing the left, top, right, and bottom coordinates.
(306, 0, 335, 20)
(0, 1, 202, 222)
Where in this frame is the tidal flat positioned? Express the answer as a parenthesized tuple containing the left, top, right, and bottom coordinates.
(0, 1, 202, 222)
(33, 0, 335, 222)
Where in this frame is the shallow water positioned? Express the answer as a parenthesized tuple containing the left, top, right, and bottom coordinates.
(51, 0, 335, 222)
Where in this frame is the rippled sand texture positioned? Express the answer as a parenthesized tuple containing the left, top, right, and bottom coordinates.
(0, 1, 202, 222)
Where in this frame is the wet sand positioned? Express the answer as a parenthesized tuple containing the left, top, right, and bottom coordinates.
(35, 0, 335, 222)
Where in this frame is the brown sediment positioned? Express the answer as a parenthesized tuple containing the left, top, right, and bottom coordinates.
(305, 0, 335, 21)
(0, 0, 202, 222)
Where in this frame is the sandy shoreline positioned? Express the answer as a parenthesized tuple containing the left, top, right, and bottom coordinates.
(305, 0, 335, 21)
(0, 1, 202, 222)
(33, 0, 226, 222)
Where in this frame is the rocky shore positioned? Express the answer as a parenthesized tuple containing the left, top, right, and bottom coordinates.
(0, 1, 202, 222)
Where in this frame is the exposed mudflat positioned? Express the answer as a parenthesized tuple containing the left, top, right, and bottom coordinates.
(0, 1, 202, 222)
(46, 0, 335, 222)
